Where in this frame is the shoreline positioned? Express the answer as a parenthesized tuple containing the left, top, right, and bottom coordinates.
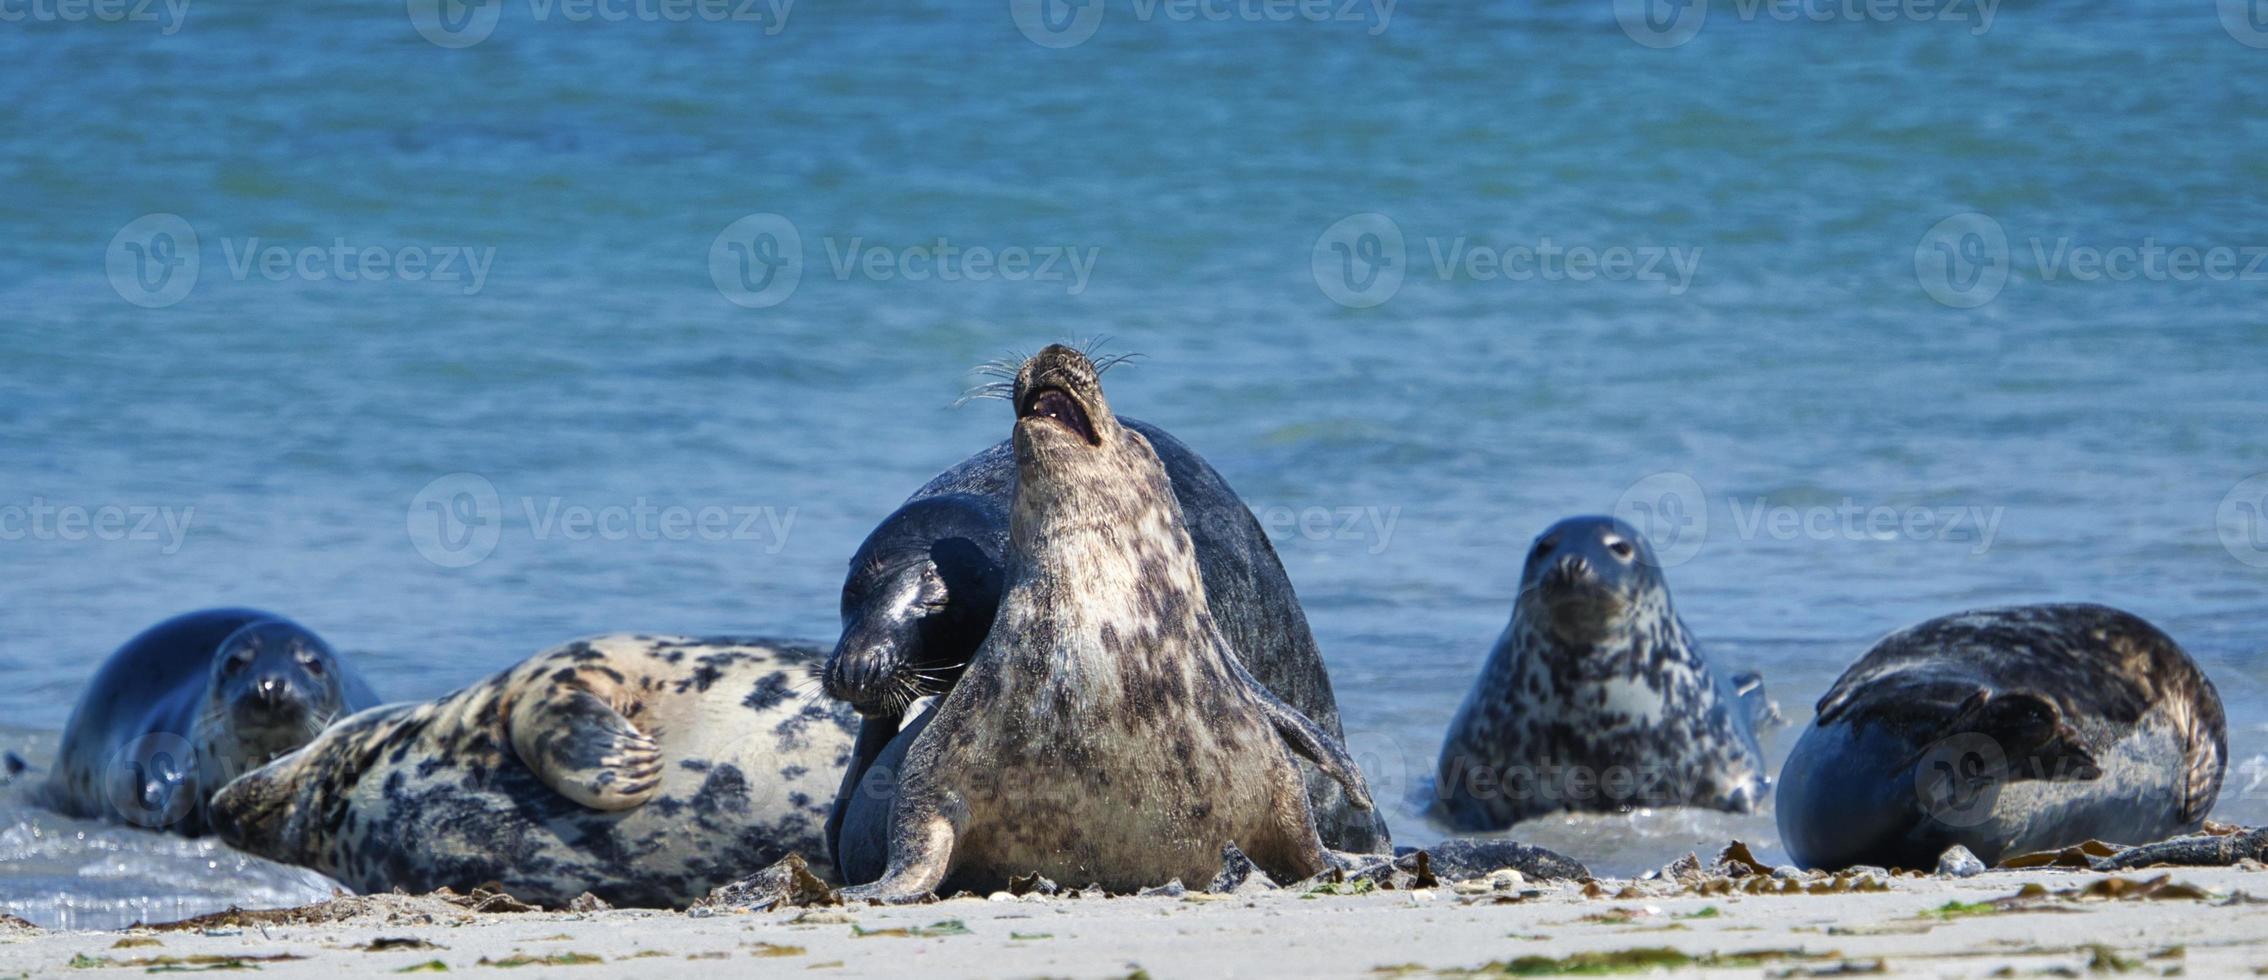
(5, 863, 2265, 978)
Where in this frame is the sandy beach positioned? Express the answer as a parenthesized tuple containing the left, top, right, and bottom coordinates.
(7, 859, 2267, 978)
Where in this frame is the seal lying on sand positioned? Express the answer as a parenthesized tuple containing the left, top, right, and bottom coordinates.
(1777, 603, 2226, 870)
(1433, 517, 1773, 831)
(44, 608, 379, 836)
(211, 635, 857, 908)
(836, 345, 1376, 902)
(822, 360, 1384, 861)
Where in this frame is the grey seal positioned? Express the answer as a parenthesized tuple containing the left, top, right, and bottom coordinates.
(1433, 517, 1773, 830)
(821, 360, 1383, 863)
(1777, 603, 2226, 870)
(44, 608, 379, 836)
(835, 345, 1376, 902)
(210, 634, 858, 908)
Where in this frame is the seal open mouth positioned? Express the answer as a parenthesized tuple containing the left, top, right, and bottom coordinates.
(1018, 386, 1099, 445)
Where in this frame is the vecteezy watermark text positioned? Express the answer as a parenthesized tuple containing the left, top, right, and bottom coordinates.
(1613, 472, 2004, 567)
(1913, 211, 2268, 308)
(1312, 213, 1701, 309)
(709, 213, 1101, 309)
(408, 0, 793, 49)
(1010, 0, 1395, 49)
(106, 214, 496, 308)
(406, 473, 795, 567)
(1615, 0, 1999, 49)
(0, 498, 194, 555)
(0, 0, 189, 33)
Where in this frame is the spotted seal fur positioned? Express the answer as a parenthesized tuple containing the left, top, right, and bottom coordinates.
(821, 364, 1382, 861)
(836, 345, 1376, 902)
(44, 608, 379, 836)
(1433, 517, 1772, 830)
(209, 634, 857, 908)
(1777, 603, 2226, 870)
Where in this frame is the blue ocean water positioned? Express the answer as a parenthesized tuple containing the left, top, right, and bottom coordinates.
(3, 0, 2266, 928)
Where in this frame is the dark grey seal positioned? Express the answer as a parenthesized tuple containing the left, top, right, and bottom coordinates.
(835, 345, 1376, 903)
(210, 634, 857, 908)
(821, 366, 1383, 865)
(43, 608, 379, 836)
(1433, 517, 1772, 830)
(1777, 603, 2226, 871)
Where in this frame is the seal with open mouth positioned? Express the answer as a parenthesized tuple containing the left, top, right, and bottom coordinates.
(820, 351, 1384, 865)
(1777, 603, 2226, 870)
(209, 634, 857, 907)
(43, 608, 380, 836)
(834, 345, 1375, 902)
(1432, 517, 1773, 830)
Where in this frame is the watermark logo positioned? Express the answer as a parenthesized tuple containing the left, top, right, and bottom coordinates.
(407, 473, 503, 568)
(710, 212, 804, 309)
(104, 732, 198, 829)
(1912, 732, 2004, 829)
(0, 498, 194, 555)
(1614, 0, 1707, 48)
(409, 0, 792, 48)
(1313, 214, 1704, 309)
(2219, 474, 2268, 569)
(106, 214, 201, 309)
(710, 212, 1102, 307)
(406, 0, 502, 47)
(1617, 0, 1997, 47)
(1610, 473, 2005, 565)
(0, 0, 191, 34)
(407, 474, 797, 567)
(1614, 472, 1708, 568)
(1917, 210, 2268, 308)
(1311, 213, 1405, 309)
(1913, 211, 2009, 309)
(2220, 0, 2268, 48)
(1009, 0, 1104, 47)
(106, 214, 498, 305)
(1011, 0, 1393, 49)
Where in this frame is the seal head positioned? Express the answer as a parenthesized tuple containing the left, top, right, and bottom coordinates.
(1433, 516, 1772, 830)
(822, 494, 1007, 718)
(198, 621, 361, 791)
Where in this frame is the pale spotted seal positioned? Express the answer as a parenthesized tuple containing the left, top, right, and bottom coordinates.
(43, 608, 380, 836)
(821, 365, 1384, 863)
(1777, 603, 2226, 870)
(1433, 517, 1773, 830)
(209, 634, 858, 908)
(836, 345, 1376, 902)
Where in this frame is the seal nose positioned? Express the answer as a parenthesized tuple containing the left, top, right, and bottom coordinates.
(1543, 554, 1594, 591)
(252, 674, 295, 711)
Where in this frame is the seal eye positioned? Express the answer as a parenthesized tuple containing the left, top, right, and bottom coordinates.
(1531, 537, 1557, 561)
(299, 654, 325, 677)
(223, 650, 253, 675)
(1018, 387, 1100, 446)
(1605, 538, 1636, 561)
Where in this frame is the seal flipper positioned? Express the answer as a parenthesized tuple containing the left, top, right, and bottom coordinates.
(1221, 650, 1374, 812)
(1906, 689, 2101, 783)
(509, 689, 664, 811)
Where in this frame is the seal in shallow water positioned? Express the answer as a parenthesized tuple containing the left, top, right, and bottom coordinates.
(1777, 603, 2226, 870)
(821, 361, 1384, 862)
(210, 635, 858, 908)
(835, 345, 1376, 902)
(1433, 517, 1773, 830)
(44, 608, 379, 836)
